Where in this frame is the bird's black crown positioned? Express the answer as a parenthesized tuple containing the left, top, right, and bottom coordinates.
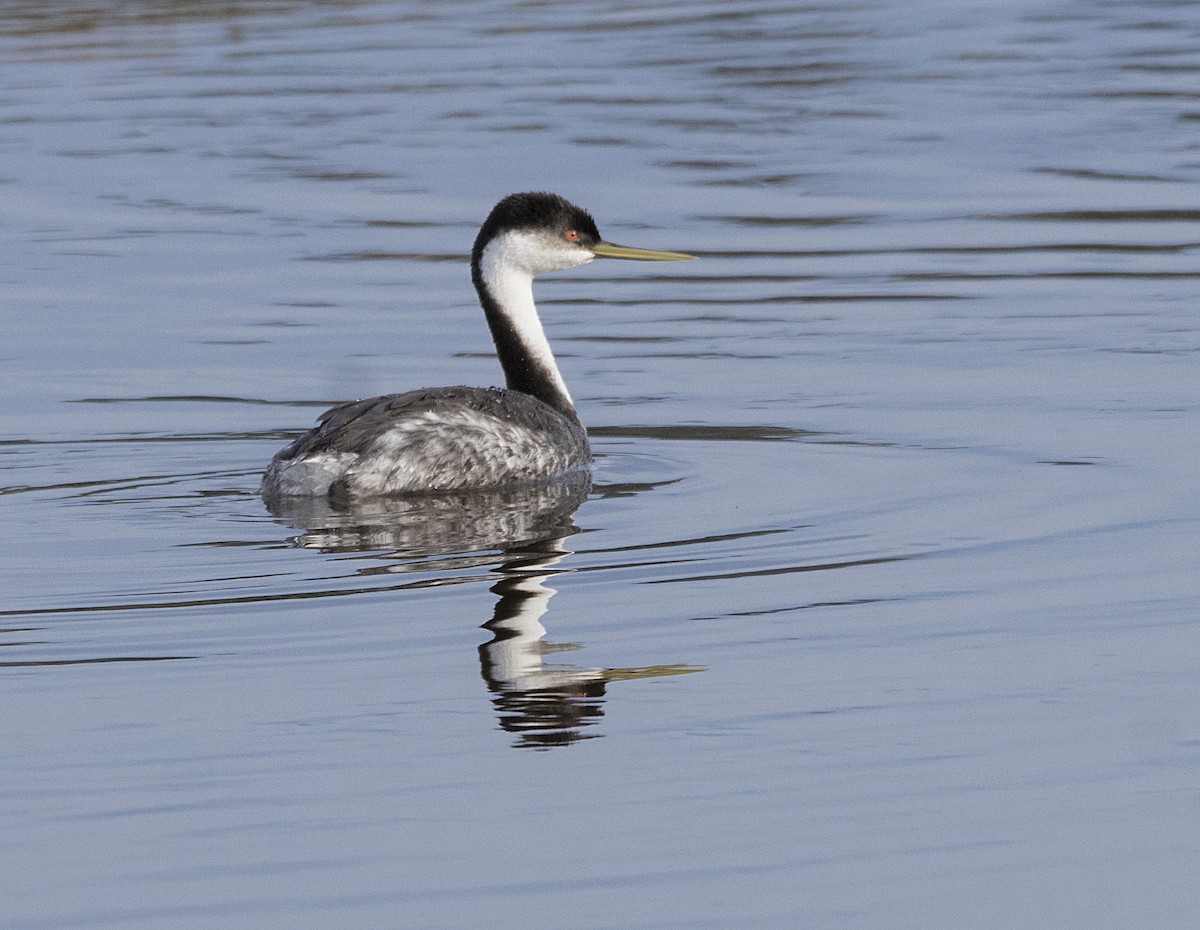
(473, 192, 602, 258)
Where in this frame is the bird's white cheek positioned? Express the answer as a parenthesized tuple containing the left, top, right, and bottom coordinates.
(485, 229, 594, 275)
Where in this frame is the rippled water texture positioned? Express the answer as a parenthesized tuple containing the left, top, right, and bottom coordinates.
(2, 1, 1198, 927)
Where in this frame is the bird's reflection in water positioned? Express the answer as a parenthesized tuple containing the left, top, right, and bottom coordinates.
(265, 471, 591, 557)
(267, 472, 700, 749)
(480, 540, 607, 749)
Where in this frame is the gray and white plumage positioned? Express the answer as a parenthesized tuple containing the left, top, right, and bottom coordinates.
(261, 192, 691, 501)
(263, 386, 587, 498)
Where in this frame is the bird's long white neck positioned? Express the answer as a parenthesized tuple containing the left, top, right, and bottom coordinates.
(475, 232, 579, 416)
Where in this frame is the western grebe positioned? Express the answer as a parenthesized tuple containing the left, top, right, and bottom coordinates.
(261, 192, 693, 500)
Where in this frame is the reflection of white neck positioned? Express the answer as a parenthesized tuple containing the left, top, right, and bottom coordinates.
(484, 545, 603, 691)
(486, 574, 554, 685)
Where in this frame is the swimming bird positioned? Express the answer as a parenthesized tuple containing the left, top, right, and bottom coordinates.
(261, 192, 693, 500)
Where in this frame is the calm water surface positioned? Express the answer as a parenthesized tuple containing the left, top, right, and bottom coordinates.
(2, 1, 1198, 927)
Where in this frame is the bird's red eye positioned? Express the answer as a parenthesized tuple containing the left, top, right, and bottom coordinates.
(565, 229, 579, 242)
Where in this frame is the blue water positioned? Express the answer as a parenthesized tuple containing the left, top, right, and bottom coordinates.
(2, 1, 1198, 927)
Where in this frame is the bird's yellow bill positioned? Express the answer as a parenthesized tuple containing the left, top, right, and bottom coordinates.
(590, 241, 695, 261)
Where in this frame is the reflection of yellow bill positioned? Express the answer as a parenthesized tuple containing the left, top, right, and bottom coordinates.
(604, 663, 705, 682)
(590, 241, 696, 261)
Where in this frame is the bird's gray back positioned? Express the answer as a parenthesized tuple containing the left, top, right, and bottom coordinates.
(263, 386, 589, 497)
